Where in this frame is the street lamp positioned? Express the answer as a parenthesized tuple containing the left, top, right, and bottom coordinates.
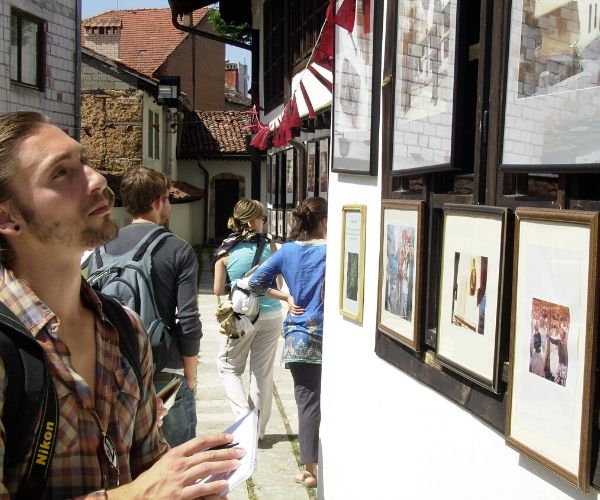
(157, 76, 180, 107)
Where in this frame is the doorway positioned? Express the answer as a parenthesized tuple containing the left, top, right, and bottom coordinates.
(214, 178, 240, 240)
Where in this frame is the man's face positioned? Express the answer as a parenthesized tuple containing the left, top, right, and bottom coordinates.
(10, 124, 117, 251)
(158, 193, 171, 226)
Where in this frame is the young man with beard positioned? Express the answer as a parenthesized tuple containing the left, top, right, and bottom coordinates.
(94, 167, 202, 447)
(0, 111, 243, 498)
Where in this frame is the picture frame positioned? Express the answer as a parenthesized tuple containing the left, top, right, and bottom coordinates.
(285, 148, 295, 205)
(318, 138, 329, 200)
(268, 208, 277, 236)
(436, 205, 509, 392)
(506, 208, 599, 491)
(266, 154, 273, 204)
(306, 141, 317, 198)
(285, 210, 294, 240)
(340, 205, 367, 322)
(271, 154, 278, 205)
(331, 0, 383, 175)
(377, 200, 425, 351)
(382, 0, 458, 174)
(500, 1, 600, 172)
(276, 209, 284, 239)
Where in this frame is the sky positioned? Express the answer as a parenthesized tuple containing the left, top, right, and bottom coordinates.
(81, 0, 251, 68)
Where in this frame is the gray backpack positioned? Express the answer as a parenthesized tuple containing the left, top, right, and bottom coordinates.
(87, 227, 172, 372)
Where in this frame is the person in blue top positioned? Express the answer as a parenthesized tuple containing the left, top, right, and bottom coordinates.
(213, 199, 282, 440)
(249, 197, 327, 488)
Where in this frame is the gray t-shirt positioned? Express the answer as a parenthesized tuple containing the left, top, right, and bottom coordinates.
(102, 222, 202, 369)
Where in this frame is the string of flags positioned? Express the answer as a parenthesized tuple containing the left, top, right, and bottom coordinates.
(248, 0, 361, 151)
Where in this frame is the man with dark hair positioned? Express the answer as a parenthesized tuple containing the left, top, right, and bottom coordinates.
(0, 111, 242, 497)
(95, 166, 202, 447)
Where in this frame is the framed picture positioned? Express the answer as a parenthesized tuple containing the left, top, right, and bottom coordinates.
(271, 154, 278, 205)
(436, 205, 509, 392)
(383, 0, 458, 174)
(268, 208, 277, 236)
(340, 205, 367, 322)
(276, 209, 284, 239)
(331, 0, 383, 175)
(500, 1, 600, 172)
(285, 148, 295, 205)
(506, 208, 599, 491)
(377, 200, 424, 351)
(306, 142, 317, 198)
(285, 210, 294, 240)
(318, 138, 329, 200)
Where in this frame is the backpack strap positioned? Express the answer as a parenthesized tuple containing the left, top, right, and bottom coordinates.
(0, 303, 58, 500)
(98, 294, 144, 399)
(132, 226, 171, 262)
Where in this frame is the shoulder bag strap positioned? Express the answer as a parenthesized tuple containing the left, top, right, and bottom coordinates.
(0, 304, 57, 500)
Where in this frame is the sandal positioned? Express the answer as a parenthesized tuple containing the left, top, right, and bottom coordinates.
(295, 470, 317, 488)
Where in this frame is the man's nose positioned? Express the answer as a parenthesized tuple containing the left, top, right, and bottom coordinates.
(85, 165, 107, 194)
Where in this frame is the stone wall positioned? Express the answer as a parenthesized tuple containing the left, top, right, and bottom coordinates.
(80, 89, 143, 174)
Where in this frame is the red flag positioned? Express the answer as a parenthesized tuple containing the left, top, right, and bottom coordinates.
(250, 126, 270, 151)
(312, 18, 334, 71)
(272, 125, 283, 148)
(363, 0, 371, 34)
(335, 0, 356, 33)
(288, 96, 302, 129)
(300, 81, 316, 119)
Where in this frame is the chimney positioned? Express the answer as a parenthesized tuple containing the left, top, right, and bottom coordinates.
(82, 17, 122, 60)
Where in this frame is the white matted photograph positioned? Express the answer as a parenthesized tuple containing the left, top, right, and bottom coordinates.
(436, 205, 508, 392)
(377, 200, 424, 350)
(506, 208, 599, 491)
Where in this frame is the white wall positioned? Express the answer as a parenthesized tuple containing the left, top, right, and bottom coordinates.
(320, 161, 600, 500)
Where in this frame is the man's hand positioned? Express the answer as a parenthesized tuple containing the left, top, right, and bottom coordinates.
(108, 433, 245, 499)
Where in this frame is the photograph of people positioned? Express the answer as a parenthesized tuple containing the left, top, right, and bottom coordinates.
(451, 253, 488, 334)
(529, 298, 569, 387)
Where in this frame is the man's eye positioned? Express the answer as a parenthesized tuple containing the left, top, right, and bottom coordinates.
(53, 168, 67, 179)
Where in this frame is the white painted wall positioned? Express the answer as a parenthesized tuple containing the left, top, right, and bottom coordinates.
(320, 158, 600, 500)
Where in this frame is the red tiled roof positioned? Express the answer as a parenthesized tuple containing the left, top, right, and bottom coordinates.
(82, 8, 208, 78)
(179, 110, 252, 158)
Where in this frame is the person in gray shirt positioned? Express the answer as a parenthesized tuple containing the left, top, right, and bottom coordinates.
(103, 167, 202, 446)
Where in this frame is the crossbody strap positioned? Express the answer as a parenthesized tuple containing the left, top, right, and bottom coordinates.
(0, 304, 58, 500)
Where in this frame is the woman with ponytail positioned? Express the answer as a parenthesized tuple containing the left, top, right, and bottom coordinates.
(249, 197, 327, 488)
(213, 199, 282, 440)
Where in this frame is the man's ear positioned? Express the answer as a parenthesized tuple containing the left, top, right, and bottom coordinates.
(151, 196, 162, 210)
(0, 202, 21, 236)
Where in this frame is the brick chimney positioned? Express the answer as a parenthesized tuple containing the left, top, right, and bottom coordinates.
(82, 17, 122, 60)
(225, 61, 239, 91)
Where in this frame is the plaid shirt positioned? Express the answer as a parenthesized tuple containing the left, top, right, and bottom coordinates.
(0, 265, 168, 498)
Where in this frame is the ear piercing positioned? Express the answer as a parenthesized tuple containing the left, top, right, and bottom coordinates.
(13, 224, 20, 231)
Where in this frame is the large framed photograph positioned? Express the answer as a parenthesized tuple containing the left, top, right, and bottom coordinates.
(383, 0, 457, 174)
(377, 200, 424, 351)
(306, 141, 317, 198)
(436, 205, 509, 392)
(506, 208, 599, 491)
(276, 209, 284, 239)
(501, 1, 600, 172)
(318, 138, 329, 200)
(285, 148, 295, 205)
(268, 208, 277, 236)
(271, 154, 278, 205)
(332, 0, 383, 174)
(285, 210, 294, 240)
(340, 205, 367, 322)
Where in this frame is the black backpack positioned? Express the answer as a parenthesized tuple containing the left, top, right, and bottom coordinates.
(0, 293, 142, 499)
(87, 227, 173, 372)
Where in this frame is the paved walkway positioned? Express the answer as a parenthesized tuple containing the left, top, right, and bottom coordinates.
(194, 272, 312, 500)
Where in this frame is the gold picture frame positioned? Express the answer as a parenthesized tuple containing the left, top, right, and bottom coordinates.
(340, 205, 367, 323)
